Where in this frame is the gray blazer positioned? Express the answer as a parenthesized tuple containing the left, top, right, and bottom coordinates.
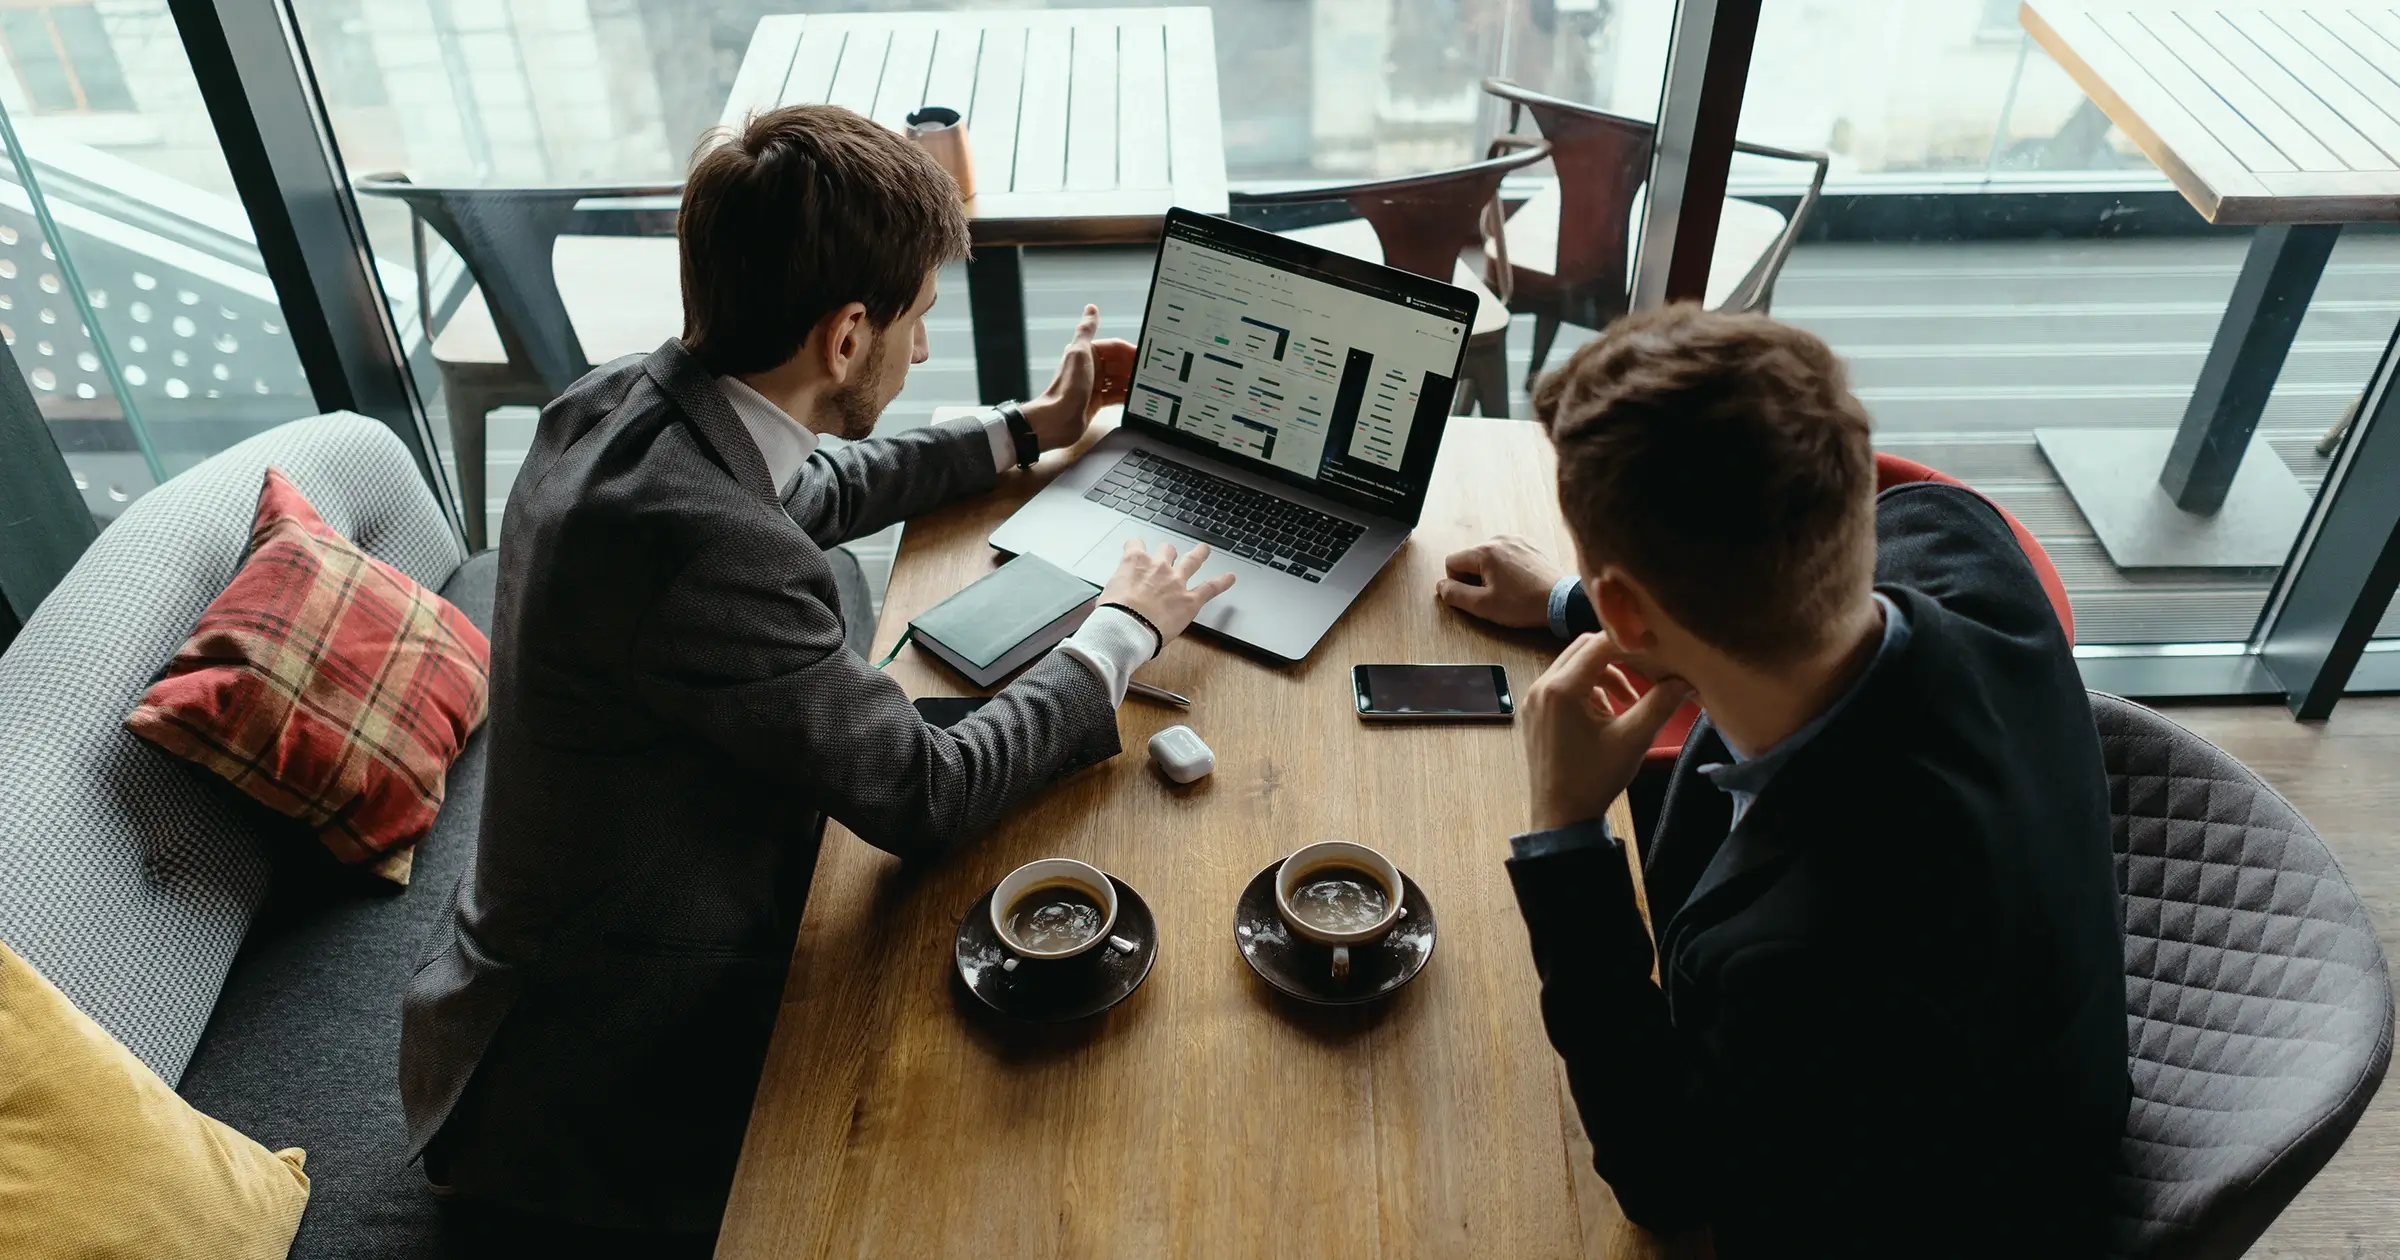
(399, 340, 1121, 1231)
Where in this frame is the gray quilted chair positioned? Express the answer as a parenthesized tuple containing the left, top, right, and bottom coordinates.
(2094, 692, 2394, 1260)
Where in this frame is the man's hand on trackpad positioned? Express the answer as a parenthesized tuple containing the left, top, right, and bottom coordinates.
(1099, 538, 1236, 648)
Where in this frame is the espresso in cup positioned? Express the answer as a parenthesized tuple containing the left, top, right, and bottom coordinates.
(1005, 882, 1108, 952)
(1285, 864, 1392, 935)
(990, 857, 1130, 971)
(1274, 841, 1406, 981)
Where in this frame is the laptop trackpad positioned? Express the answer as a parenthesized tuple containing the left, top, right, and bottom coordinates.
(1071, 518, 1245, 590)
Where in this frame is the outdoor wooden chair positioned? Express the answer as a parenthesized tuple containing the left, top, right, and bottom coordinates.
(354, 176, 683, 549)
(1228, 143, 1553, 418)
(1481, 79, 1829, 386)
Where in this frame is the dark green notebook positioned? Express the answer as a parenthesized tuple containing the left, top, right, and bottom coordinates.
(908, 553, 1101, 688)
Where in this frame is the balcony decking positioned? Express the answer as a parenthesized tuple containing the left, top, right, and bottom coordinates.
(453, 229, 2400, 645)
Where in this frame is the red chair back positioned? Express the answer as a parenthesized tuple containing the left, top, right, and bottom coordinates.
(1630, 453, 2074, 770)
(1871, 453, 2075, 645)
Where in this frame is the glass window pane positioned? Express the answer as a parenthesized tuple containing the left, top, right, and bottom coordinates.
(50, 6, 134, 114)
(282, 0, 1679, 543)
(0, 5, 318, 524)
(1722, 0, 2400, 653)
(2, 12, 79, 113)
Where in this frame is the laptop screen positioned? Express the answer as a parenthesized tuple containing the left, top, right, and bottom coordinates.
(1123, 210, 1477, 521)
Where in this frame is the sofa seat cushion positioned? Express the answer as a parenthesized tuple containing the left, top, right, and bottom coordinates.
(175, 549, 496, 1259)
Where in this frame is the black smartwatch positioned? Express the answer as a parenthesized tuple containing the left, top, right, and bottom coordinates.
(995, 401, 1039, 471)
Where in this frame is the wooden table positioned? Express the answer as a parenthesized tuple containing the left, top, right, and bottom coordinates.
(714, 415, 1673, 1259)
(2021, 0, 2400, 568)
(721, 10, 1230, 406)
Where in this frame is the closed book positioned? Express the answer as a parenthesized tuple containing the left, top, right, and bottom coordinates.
(908, 554, 1100, 689)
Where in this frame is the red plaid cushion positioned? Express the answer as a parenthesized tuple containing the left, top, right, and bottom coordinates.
(126, 467, 490, 885)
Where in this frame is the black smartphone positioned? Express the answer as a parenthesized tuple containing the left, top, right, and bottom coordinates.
(1351, 664, 1514, 722)
(913, 696, 990, 728)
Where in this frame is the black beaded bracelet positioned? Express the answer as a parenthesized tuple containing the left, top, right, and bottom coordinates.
(1097, 601, 1163, 659)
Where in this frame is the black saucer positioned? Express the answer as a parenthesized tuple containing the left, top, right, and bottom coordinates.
(955, 875, 1157, 1022)
(1233, 861, 1436, 1005)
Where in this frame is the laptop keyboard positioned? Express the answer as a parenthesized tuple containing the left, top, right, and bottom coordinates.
(1083, 451, 1366, 581)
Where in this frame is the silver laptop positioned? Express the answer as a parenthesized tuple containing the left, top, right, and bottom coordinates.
(988, 208, 1477, 663)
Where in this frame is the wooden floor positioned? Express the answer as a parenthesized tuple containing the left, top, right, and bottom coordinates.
(2167, 697, 2400, 1259)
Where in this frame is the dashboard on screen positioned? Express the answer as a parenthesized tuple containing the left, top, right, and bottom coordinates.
(1124, 214, 1475, 517)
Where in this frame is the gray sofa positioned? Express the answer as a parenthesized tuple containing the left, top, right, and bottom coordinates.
(0, 415, 491, 1255)
(0, 412, 874, 1257)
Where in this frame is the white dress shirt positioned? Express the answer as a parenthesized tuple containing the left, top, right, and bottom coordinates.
(718, 376, 1157, 705)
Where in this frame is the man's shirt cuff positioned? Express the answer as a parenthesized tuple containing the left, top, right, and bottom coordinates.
(935, 408, 1018, 474)
(1055, 606, 1157, 707)
(1546, 576, 1583, 641)
(1508, 815, 1616, 863)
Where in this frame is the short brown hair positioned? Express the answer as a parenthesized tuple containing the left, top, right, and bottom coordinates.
(1535, 305, 1875, 663)
(679, 105, 971, 375)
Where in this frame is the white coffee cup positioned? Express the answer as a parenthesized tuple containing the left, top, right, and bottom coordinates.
(990, 857, 1132, 971)
(1274, 841, 1407, 981)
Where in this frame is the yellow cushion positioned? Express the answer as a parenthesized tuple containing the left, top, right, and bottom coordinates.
(0, 941, 309, 1259)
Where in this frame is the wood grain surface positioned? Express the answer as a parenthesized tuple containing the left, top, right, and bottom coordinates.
(721, 9, 1230, 244)
(2021, 1, 2400, 225)
(714, 415, 1681, 1259)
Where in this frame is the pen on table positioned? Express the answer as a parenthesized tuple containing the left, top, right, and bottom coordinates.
(1126, 680, 1190, 709)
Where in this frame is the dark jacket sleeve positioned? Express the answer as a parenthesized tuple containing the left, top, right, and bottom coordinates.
(1509, 837, 1965, 1241)
(627, 524, 1121, 861)
(782, 419, 1000, 549)
(1508, 837, 1713, 1230)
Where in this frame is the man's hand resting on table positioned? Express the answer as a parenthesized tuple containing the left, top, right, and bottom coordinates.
(1018, 305, 1137, 450)
(1524, 631, 1693, 832)
(1099, 539, 1237, 648)
(1437, 534, 1569, 629)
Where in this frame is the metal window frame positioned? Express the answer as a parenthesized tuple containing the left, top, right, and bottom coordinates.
(2253, 314, 2400, 717)
(165, 0, 460, 543)
(0, 325, 95, 650)
(1631, 0, 1763, 309)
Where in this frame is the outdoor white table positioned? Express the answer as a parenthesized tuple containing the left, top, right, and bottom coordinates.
(721, 10, 1230, 406)
(2020, 1, 2400, 568)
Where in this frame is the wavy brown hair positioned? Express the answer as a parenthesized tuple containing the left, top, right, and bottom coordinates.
(679, 105, 971, 375)
(1535, 305, 1876, 664)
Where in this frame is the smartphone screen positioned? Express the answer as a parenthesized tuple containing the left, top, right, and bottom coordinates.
(1352, 664, 1513, 720)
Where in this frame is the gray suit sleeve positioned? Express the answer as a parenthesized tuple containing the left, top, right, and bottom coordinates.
(781, 419, 999, 549)
(628, 527, 1122, 861)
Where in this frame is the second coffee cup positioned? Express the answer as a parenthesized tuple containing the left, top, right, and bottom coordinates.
(991, 857, 1131, 972)
(1274, 841, 1407, 981)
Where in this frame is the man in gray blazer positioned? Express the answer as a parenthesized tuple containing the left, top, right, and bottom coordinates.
(399, 105, 1232, 1249)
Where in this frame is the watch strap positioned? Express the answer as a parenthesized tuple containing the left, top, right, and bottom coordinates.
(996, 401, 1039, 470)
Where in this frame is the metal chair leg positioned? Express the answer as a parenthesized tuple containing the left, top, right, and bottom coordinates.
(1526, 311, 1562, 389)
(441, 375, 494, 552)
(1463, 333, 1511, 419)
(2316, 395, 2363, 457)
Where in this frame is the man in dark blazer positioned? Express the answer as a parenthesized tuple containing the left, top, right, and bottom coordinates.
(1437, 307, 2128, 1256)
(399, 105, 1232, 1248)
